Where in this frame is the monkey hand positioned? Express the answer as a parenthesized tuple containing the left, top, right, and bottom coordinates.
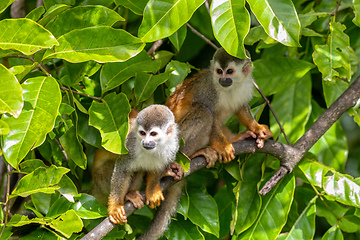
(146, 189, 164, 208)
(125, 190, 144, 209)
(163, 162, 184, 180)
(108, 203, 127, 224)
(191, 147, 218, 168)
(252, 124, 273, 148)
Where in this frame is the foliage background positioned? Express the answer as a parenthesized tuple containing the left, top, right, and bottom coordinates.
(0, 0, 360, 239)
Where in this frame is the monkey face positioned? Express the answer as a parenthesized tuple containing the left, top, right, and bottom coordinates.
(137, 125, 171, 151)
(213, 59, 252, 88)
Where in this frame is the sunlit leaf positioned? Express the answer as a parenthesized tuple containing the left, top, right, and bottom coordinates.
(138, 0, 205, 42)
(0, 119, 9, 135)
(115, 0, 148, 15)
(72, 194, 108, 219)
(321, 225, 344, 240)
(0, 64, 23, 118)
(0, 18, 58, 55)
(352, 0, 360, 27)
(26, 6, 45, 21)
(89, 93, 131, 154)
(43, 26, 145, 63)
(38, 4, 70, 26)
(1, 76, 61, 168)
(9, 62, 38, 82)
(169, 25, 187, 51)
(60, 125, 87, 169)
(211, 0, 250, 59)
(0, 0, 16, 14)
(247, 0, 301, 47)
(49, 210, 83, 238)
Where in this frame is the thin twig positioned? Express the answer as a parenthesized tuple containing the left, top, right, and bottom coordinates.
(7, 55, 51, 77)
(186, 23, 218, 50)
(53, 138, 69, 161)
(147, 39, 164, 56)
(60, 86, 102, 101)
(252, 79, 290, 145)
(0, 164, 12, 238)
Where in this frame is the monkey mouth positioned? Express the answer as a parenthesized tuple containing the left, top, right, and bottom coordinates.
(219, 78, 233, 87)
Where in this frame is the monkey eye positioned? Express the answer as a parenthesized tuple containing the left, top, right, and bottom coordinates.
(227, 69, 234, 74)
(216, 69, 223, 74)
(139, 130, 146, 136)
(150, 131, 158, 137)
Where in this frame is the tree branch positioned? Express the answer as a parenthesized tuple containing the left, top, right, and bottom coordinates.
(82, 77, 360, 239)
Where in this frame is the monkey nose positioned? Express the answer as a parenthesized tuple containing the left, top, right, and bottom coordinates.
(142, 141, 156, 150)
(219, 78, 233, 87)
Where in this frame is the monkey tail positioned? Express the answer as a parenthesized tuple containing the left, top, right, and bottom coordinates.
(137, 180, 185, 240)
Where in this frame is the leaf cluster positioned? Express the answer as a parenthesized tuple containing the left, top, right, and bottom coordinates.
(0, 0, 360, 239)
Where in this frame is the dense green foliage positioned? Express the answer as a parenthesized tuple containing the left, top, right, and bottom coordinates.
(0, 0, 360, 239)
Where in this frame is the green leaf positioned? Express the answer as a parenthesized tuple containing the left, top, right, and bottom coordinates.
(0, 0, 16, 14)
(57, 174, 78, 202)
(1, 76, 61, 168)
(89, 93, 131, 154)
(234, 155, 264, 235)
(0, 119, 9, 135)
(270, 74, 312, 144)
(321, 225, 344, 240)
(214, 186, 234, 239)
(176, 138, 191, 172)
(276, 197, 316, 240)
(0, 64, 23, 118)
(38, 4, 71, 26)
(166, 216, 204, 240)
(165, 60, 192, 90)
(187, 185, 220, 237)
(0, 18, 58, 55)
(239, 173, 295, 240)
(60, 61, 101, 86)
(322, 79, 349, 107)
(10, 166, 69, 198)
(49, 210, 83, 238)
(45, 5, 124, 38)
(26, 6, 46, 21)
(247, 0, 301, 47)
(44, 0, 75, 9)
(252, 57, 315, 97)
(60, 125, 87, 169)
(72, 194, 108, 219)
(313, 21, 353, 82)
(134, 72, 171, 105)
(100, 51, 162, 93)
(19, 159, 47, 174)
(353, 0, 360, 27)
(9, 62, 38, 82)
(298, 158, 360, 208)
(308, 101, 347, 171)
(43, 26, 145, 63)
(210, 0, 250, 59)
(115, 0, 148, 15)
(169, 25, 187, 51)
(138, 0, 205, 42)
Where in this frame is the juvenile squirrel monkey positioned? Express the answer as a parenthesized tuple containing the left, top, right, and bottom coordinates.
(166, 47, 273, 167)
(91, 105, 180, 225)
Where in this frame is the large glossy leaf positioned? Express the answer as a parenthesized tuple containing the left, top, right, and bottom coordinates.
(57, 174, 78, 202)
(0, 64, 23, 118)
(100, 51, 162, 93)
(252, 57, 315, 97)
(277, 197, 316, 240)
(115, 0, 148, 15)
(43, 26, 145, 63)
(138, 0, 205, 42)
(89, 93, 130, 154)
(0, 119, 9, 135)
(10, 166, 69, 198)
(321, 226, 344, 240)
(214, 186, 234, 239)
(298, 158, 360, 208)
(134, 72, 171, 105)
(187, 185, 220, 237)
(210, 0, 250, 59)
(72, 194, 108, 219)
(46, 6, 124, 38)
(0, 18, 58, 55)
(1, 76, 61, 168)
(307, 101, 347, 171)
(247, 0, 301, 47)
(49, 210, 83, 238)
(238, 173, 295, 240)
(353, 0, 360, 27)
(313, 21, 352, 82)
(322, 78, 349, 107)
(166, 216, 204, 239)
(0, 0, 16, 14)
(233, 155, 264, 235)
(270, 74, 312, 144)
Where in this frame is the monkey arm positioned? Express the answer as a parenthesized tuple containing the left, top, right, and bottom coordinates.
(145, 171, 164, 209)
(125, 171, 145, 209)
(108, 158, 133, 224)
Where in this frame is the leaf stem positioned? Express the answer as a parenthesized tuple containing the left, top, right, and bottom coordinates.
(60, 86, 102, 101)
(185, 23, 218, 50)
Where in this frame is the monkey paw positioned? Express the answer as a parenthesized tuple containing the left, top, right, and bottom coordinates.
(163, 162, 184, 180)
(253, 124, 273, 148)
(146, 190, 164, 209)
(108, 204, 127, 224)
(215, 143, 235, 164)
(125, 190, 144, 209)
(191, 147, 218, 168)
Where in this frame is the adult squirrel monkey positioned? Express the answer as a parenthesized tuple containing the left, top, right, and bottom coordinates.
(166, 47, 273, 167)
(91, 105, 182, 226)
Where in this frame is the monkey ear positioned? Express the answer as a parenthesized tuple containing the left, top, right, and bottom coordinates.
(166, 123, 176, 136)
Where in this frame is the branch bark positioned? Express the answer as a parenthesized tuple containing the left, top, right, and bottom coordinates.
(82, 77, 360, 240)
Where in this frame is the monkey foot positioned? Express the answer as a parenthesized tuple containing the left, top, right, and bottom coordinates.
(146, 190, 164, 209)
(214, 143, 235, 164)
(108, 204, 127, 224)
(251, 124, 273, 148)
(125, 190, 144, 209)
(191, 147, 218, 168)
(163, 162, 184, 180)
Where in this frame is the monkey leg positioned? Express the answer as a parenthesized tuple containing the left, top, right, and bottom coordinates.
(145, 172, 164, 209)
(163, 162, 184, 180)
(125, 190, 144, 209)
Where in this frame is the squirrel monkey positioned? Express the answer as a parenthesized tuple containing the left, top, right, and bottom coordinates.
(166, 47, 273, 167)
(91, 105, 181, 225)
